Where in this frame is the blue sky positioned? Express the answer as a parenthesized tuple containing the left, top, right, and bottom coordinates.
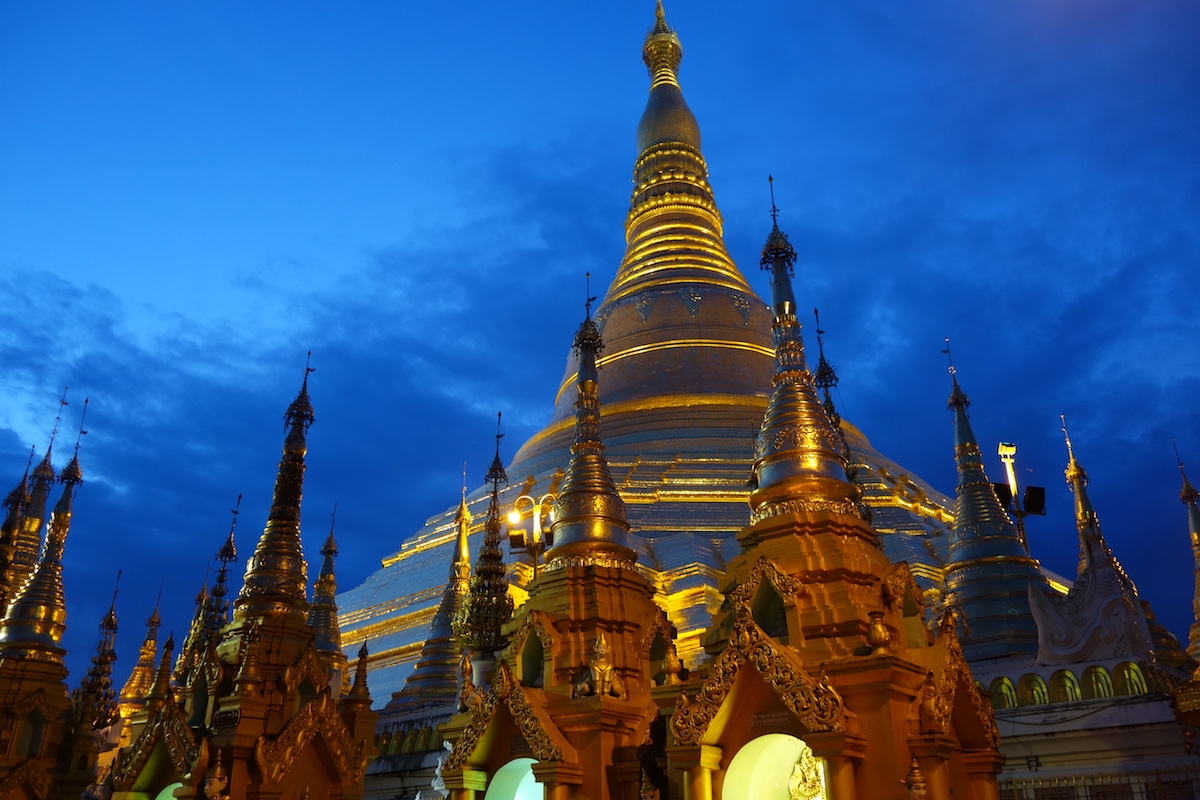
(1, 0, 1198, 681)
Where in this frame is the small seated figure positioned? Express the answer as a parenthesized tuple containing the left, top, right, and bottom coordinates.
(572, 631, 627, 699)
(905, 757, 928, 800)
(458, 651, 482, 712)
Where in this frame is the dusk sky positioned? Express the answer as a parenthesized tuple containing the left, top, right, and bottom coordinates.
(2, 1, 1198, 684)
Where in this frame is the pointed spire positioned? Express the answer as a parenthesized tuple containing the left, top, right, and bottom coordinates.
(145, 634, 175, 712)
(546, 296, 635, 566)
(748, 188, 857, 523)
(0, 450, 80, 660)
(1178, 446, 1200, 659)
(453, 470, 472, 578)
(118, 593, 162, 719)
(308, 504, 342, 653)
(942, 361, 1044, 659)
(812, 309, 840, 428)
(207, 495, 240, 642)
(10, 445, 57, 593)
(394, 476, 478, 702)
(344, 642, 372, 709)
(0, 469, 31, 610)
(236, 360, 315, 619)
(1061, 417, 1106, 571)
(174, 573, 211, 686)
(71, 572, 120, 731)
(452, 417, 514, 654)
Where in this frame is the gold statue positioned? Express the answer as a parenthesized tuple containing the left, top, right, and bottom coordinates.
(905, 757, 928, 800)
(202, 753, 229, 800)
(573, 631, 627, 699)
(458, 651, 482, 712)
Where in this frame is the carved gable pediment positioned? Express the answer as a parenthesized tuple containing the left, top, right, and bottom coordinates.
(111, 702, 199, 791)
(670, 557, 842, 746)
(254, 693, 368, 785)
(445, 662, 575, 771)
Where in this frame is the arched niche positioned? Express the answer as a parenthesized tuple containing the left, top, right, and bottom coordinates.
(724, 734, 828, 800)
(519, 631, 545, 688)
(1016, 674, 1048, 706)
(482, 757, 539, 800)
(1081, 666, 1113, 699)
(1113, 662, 1148, 696)
(988, 677, 1016, 710)
(751, 581, 789, 641)
(15, 708, 46, 758)
(1048, 670, 1081, 703)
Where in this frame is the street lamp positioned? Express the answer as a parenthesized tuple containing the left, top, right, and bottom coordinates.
(994, 442, 1045, 552)
(507, 493, 556, 578)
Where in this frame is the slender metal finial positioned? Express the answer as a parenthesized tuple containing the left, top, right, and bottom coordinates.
(48, 387, 69, 450)
(330, 503, 338, 534)
(462, 462, 468, 496)
(814, 308, 825, 349)
(111, 569, 122, 604)
(1175, 438, 1185, 472)
(584, 272, 597, 319)
(1061, 415, 1076, 462)
(24, 446, 35, 475)
(155, 578, 164, 609)
(942, 338, 956, 377)
(74, 398, 89, 456)
(304, 350, 315, 380)
(768, 175, 779, 224)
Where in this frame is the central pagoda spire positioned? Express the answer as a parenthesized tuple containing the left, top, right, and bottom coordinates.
(532, 1, 773, 432)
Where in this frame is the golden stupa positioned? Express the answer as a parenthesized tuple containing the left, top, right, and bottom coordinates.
(337, 0, 954, 701)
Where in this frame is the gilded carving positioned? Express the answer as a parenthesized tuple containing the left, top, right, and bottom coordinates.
(284, 647, 330, 696)
(751, 497, 858, 525)
(915, 611, 1000, 749)
(670, 558, 841, 744)
(542, 554, 637, 572)
(112, 702, 198, 789)
(11, 688, 61, 720)
(881, 561, 926, 617)
(0, 758, 53, 800)
(446, 662, 566, 771)
(254, 693, 367, 784)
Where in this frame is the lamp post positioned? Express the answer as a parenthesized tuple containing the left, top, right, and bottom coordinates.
(996, 442, 1045, 553)
(507, 493, 556, 578)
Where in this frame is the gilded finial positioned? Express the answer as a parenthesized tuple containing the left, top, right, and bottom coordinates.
(812, 309, 838, 393)
(760, 176, 797, 276)
(1061, 415, 1086, 488)
(454, 468, 472, 572)
(643, 0, 682, 86)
